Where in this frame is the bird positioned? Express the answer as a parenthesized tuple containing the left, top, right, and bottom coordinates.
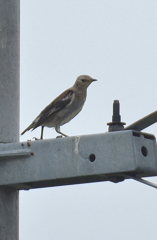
(21, 75, 97, 139)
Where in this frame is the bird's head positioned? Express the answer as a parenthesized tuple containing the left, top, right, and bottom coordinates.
(74, 75, 97, 89)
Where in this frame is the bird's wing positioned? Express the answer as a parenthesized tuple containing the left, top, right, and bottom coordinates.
(33, 89, 74, 128)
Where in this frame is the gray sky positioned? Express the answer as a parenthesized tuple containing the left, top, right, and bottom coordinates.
(20, 1, 157, 239)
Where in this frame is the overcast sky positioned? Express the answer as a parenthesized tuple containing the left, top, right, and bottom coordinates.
(20, 1, 157, 239)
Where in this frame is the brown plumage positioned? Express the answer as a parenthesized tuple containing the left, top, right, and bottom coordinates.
(21, 75, 97, 139)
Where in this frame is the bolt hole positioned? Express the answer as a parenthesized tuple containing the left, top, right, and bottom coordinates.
(141, 146, 148, 157)
(89, 154, 96, 162)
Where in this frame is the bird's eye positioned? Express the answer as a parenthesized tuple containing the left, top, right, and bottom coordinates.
(81, 79, 85, 82)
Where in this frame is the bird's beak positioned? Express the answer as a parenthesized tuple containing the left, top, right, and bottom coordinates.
(91, 78, 97, 82)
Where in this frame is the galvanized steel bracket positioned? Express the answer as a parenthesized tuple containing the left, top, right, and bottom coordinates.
(0, 130, 157, 190)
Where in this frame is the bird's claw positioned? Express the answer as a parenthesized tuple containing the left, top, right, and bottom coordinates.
(33, 137, 40, 140)
(56, 135, 63, 138)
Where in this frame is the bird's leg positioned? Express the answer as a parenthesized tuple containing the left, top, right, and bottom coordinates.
(40, 126, 44, 139)
(33, 126, 44, 140)
(55, 127, 69, 137)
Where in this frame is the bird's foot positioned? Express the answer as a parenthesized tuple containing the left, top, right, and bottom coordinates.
(33, 137, 41, 140)
(56, 135, 63, 138)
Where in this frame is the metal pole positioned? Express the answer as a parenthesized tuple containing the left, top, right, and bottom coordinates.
(0, 0, 20, 239)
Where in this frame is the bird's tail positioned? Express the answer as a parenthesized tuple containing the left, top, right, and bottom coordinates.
(21, 123, 35, 135)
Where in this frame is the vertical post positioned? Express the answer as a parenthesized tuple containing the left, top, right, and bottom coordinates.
(0, 0, 20, 239)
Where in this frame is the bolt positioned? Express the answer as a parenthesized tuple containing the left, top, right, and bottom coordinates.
(107, 100, 126, 131)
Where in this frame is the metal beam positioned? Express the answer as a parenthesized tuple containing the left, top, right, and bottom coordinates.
(125, 111, 157, 131)
(0, 130, 156, 190)
(0, 0, 20, 239)
(123, 174, 157, 189)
